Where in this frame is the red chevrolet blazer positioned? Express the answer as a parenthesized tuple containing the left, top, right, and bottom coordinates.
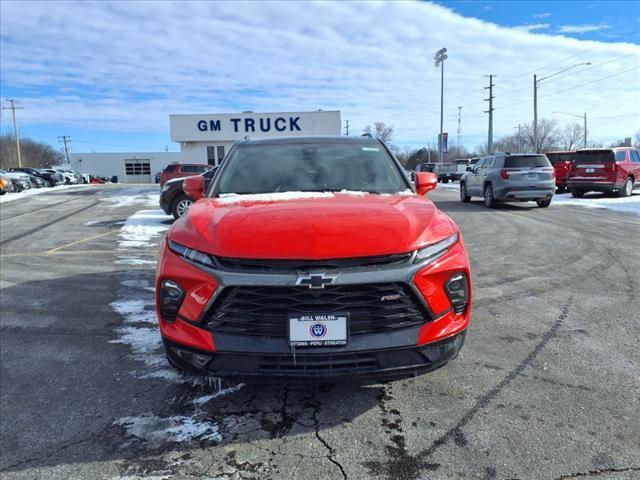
(155, 136, 472, 379)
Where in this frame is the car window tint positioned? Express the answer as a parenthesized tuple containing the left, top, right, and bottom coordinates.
(164, 165, 177, 173)
(503, 155, 551, 168)
(630, 150, 640, 163)
(615, 151, 627, 161)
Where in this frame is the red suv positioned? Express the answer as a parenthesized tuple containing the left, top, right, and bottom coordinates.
(546, 151, 575, 193)
(155, 137, 472, 379)
(567, 147, 639, 198)
(160, 163, 211, 187)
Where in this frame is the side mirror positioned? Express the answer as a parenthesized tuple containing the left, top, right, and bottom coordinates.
(415, 172, 438, 195)
(183, 175, 205, 201)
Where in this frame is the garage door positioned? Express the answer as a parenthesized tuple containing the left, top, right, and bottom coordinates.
(124, 159, 152, 183)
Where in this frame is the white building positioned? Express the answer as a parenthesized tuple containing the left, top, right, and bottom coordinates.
(70, 110, 341, 183)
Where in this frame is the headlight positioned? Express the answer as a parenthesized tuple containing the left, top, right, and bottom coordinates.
(445, 273, 469, 314)
(168, 239, 216, 268)
(415, 232, 458, 263)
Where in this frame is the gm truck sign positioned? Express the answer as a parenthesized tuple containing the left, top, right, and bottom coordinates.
(170, 111, 341, 142)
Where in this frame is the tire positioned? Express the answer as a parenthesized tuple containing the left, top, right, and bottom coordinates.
(570, 188, 584, 198)
(556, 186, 567, 194)
(618, 177, 633, 198)
(442, 178, 449, 184)
(483, 184, 496, 208)
(171, 194, 193, 220)
(460, 182, 471, 203)
(536, 198, 552, 208)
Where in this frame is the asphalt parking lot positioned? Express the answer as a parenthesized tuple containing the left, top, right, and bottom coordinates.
(1, 184, 638, 480)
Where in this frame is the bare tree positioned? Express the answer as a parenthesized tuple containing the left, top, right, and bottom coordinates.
(363, 122, 394, 143)
(0, 134, 63, 169)
(559, 122, 585, 150)
(520, 119, 559, 152)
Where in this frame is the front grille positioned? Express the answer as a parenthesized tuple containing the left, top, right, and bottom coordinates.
(204, 283, 430, 338)
(215, 253, 412, 272)
(258, 351, 378, 374)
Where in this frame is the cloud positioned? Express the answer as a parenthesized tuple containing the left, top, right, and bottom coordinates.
(514, 23, 551, 33)
(533, 12, 552, 19)
(0, 1, 638, 150)
(558, 24, 611, 34)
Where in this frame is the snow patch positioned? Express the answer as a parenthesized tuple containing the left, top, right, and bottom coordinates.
(216, 191, 334, 204)
(192, 383, 246, 406)
(115, 413, 221, 447)
(552, 192, 640, 216)
(0, 184, 88, 204)
(118, 209, 169, 248)
(110, 299, 156, 323)
(101, 189, 159, 208)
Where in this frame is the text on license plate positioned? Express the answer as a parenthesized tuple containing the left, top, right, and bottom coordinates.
(288, 313, 348, 347)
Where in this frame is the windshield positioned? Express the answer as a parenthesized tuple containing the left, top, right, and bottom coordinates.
(214, 142, 408, 195)
(574, 151, 615, 163)
(546, 153, 574, 163)
(503, 155, 551, 168)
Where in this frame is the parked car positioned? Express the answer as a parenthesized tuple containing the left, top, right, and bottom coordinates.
(10, 167, 56, 187)
(160, 167, 218, 219)
(453, 158, 480, 181)
(0, 169, 33, 192)
(434, 163, 458, 183)
(566, 147, 639, 198)
(160, 163, 211, 187)
(41, 169, 65, 185)
(155, 136, 471, 379)
(459, 152, 555, 208)
(27, 174, 46, 188)
(415, 162, 436, 173)
(546, 151, 576, 193)
(0, 173, 16, 194)
(53, 168, 81, 184)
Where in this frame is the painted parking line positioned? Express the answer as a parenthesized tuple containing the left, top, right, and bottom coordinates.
(46, 229, 119, 253)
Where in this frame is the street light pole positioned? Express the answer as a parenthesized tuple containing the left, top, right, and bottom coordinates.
(553, 111, 588, 148)
(533, 62, 590, 152)
(434, 48, 448, 163)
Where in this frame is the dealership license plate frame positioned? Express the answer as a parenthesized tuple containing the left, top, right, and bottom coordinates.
(288, 313, 349, 347)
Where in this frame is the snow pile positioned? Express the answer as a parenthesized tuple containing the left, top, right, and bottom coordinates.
(0, 184, 88, 204)
(553, 192, 639, 216)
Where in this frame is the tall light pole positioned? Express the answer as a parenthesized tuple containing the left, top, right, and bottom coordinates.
(553, 111, 588, 148)
(434, 47, 447, 163)
(533, 62, 590, 152)
(2, 99, 23, 167)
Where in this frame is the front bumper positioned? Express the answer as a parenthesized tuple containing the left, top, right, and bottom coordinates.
(164, 330, 466, 379)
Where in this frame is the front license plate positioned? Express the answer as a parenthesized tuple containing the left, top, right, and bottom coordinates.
(288, 313, 348, 347)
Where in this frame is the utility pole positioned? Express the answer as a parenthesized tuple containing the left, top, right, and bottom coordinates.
(2, 99, 23, 167)
(58, 136, 71, 164)
(533, 74, 538, 153)
(457, 106, 462, 149)
(553, 110, 588, 148)
(434, 48, 448, 163)
(344, 120, 350, 136)
(583, 112, 587, 148)
(517, 124, 522, 152)
(484, 74, 495, 155)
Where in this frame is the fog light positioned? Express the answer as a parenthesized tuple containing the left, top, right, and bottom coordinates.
(160, 280, 184, 322)
(445, 273, 468, 314)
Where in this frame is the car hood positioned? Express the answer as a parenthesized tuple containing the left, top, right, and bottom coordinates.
(5, 172, 30, 180)
(170, 192, 456, 259)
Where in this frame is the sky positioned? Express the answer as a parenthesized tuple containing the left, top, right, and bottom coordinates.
(0, 0, 639, 155)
